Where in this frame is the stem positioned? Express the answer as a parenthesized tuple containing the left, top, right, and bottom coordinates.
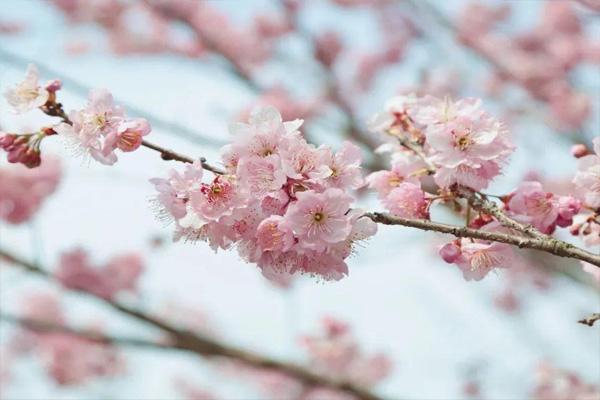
(0, 249, 384, 400)
(578, 313, 600, 327)
(364, 212, 600, 267)
(140, 140, 225, 174)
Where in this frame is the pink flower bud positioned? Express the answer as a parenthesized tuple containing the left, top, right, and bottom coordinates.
(439, 242, 462, 264)
(570, 144, 589, 158)
(0, 133, 16, 149)
(45, 79, 62, 93)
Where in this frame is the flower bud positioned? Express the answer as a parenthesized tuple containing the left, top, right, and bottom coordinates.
(570, 144, 589, 158)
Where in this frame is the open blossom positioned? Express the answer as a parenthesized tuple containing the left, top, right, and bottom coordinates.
(55, 88, 151, 165)
(573, 137, 600, 209)
(151, 107, 374, 282)
(440, 233, 514, 281)
(283, 188, 352, 251)
(367, 156, 421, 198)
(369, 95, 514, 192)
(506, 181, 581, 234)
(4, 64, 49, 113)
(0, 156, 61, 224)
(381, 182, 428, 219)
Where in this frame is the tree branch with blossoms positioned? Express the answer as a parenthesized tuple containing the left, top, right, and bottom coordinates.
(1, 65, 598, 327)
(0, 248, 386, 400)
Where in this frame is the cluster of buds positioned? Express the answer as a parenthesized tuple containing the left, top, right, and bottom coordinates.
(0, 127, 56, 168)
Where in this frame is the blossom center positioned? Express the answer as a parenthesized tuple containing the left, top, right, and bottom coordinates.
(313, 212, 325, 222)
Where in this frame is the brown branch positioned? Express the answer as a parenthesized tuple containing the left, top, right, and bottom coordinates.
(0, 249, 385, 400)
(578, 313, 600, 327)
(140, 140, 225, 174)
(364, 212, 600, 267)
(0, 313, 174, 350)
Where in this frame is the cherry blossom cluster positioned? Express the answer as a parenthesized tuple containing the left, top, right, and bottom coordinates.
(1, 64, 151, 166)
(151, 107, 376, 282)
(0, 156, 61, 224)
(457, 1, 598, 130)
(5, 292, 122, 386)
(55, 248, 144, 300)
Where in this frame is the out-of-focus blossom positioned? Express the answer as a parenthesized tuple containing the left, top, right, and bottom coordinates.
(55, 248, 144, 300)
(573, 137, 600, 209)
(8, 292, 123, 386)
(581, 261, 600, 284)
(0, 156, 61, 224)
(531, 361, 600, 400)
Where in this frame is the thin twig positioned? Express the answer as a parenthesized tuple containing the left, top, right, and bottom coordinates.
(140, 140, 225, 174)
(0, 313, 174, 350)
(0, 249, 385, 400)
(578, 313, 600, 327)
(364, 212, 600, 267)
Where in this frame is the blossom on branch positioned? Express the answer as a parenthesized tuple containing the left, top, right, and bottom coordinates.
(151, 107, 375, 282)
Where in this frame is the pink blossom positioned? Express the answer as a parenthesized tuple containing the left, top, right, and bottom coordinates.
(152, 107, 371, 282)
(573, 137, 600, 209)
(256, 215, 294, 252)
(283, 188, 352, 251)
(367, 156, 421, 198)
(11, 293, 123, 386)
(190, 175, 245, 222)
(150, 160, 205, 223)
(55, 248, 144, 300)
(507, 181, 581, 234)
(381, 182, 428, 219)
(55, 88, 151, 165)
(320, 141, 364, 190)
(237, 155, 287, 198)
(441, 237, 514, 281)
(0, 156, 61, 224)
(4, 64, 49, 113)
(314, 31, 343, 67)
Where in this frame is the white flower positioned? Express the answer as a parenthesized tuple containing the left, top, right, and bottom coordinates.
(4, 64, 49, 113)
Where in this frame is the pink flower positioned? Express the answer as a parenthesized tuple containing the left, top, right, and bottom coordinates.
(256, 215, 294, 252)
(532, 361, 599, 400)
(280, 135, 330, 181)
(237, 155, 287, 198)
(573, 137, 600, 209)
(105, 118, 151, 152)
(367, 156, 421, 198)
(55, 249, 144, 300)
(4, 64, 49, 113)
(367, 94, 420, 134)
(283, 188, 352, 251)
(0, 156, 61, 224)
(381, 182, 429, 219)
(442, 237, 514, 281)
(150, 160, 204, 222)
(190, 175, 245, 221)
(320, 141, 364, 190)
(55, 88, 151, 165)
(507, 181, 580, 233)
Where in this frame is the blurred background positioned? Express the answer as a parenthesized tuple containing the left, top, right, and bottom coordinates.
(0, 0, 599, 399)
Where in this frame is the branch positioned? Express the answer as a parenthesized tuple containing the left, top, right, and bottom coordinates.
(0, 249, 385, 400)
(364, 212, 600, 267)
(140, 140, 225, 174)
(578, 313, 600, 327)
(0, 313, 174, 350)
